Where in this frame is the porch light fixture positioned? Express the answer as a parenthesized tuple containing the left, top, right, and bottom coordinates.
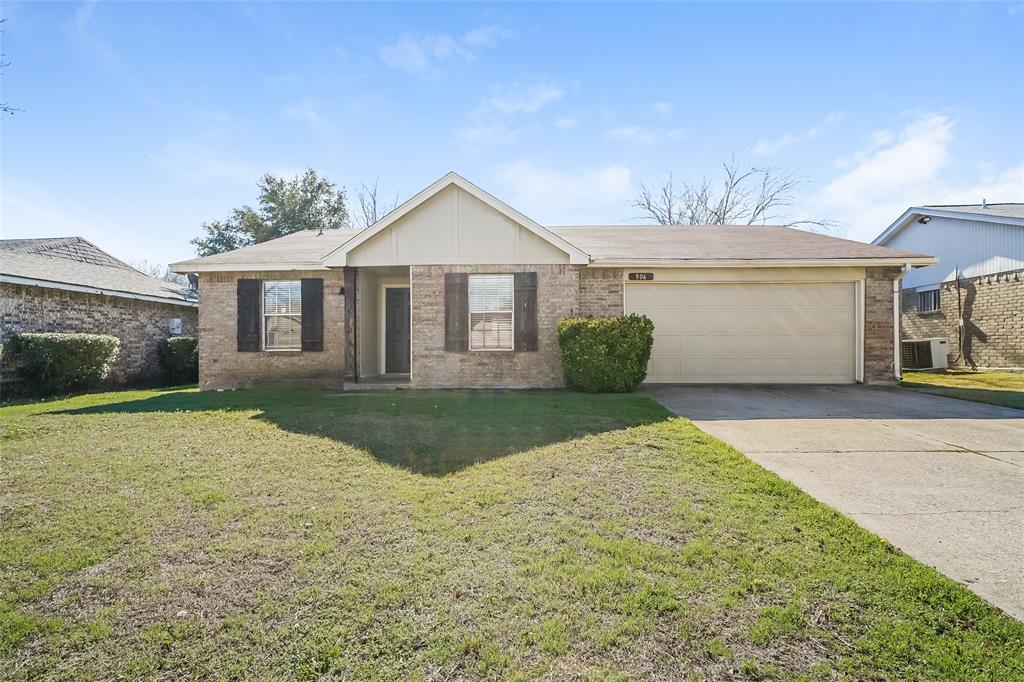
(917, 216, 931, 224)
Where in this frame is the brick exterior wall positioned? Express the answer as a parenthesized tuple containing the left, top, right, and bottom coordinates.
(0, 282, 197, 386)
(902, 267, 1024, 369)
(190, 265, 906, 390)
(409, 264, 586, 388)
(864, 267, 900, 384)
(578, 267, 624, 317)
(197, 271, 345, 390)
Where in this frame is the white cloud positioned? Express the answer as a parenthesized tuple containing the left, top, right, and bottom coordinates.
(379, 33, 471, 78)
(652, 101, 674, 117)
(457, 80, 567, 150)
(605, 126, 686, 145)
(150, 136, 263, 185)
(378, 25, 514, 78)
(495, 161, 636, 224)
(606, 126, 659, 144)
(485, 81, 565, 114)
(456, 122, 517, 148)
(462, 25, 517, 47)
(554, 117, 579, 130)
(753, 133, 798, 156)
(281, 97, 334, 137)
(867, 129, 895, 148)
(753, 112, 845, 156)
(808, 113, 1024, 242)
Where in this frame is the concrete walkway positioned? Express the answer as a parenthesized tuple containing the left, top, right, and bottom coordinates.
(647, 384, 1024, 621)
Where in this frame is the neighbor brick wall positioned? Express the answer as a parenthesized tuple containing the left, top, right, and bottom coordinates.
(578, 267, 624, 317)
(0, 282, 197, 386)
(197, 270, 345, 390)
(410, 264, 583, 388)
(902, 267, 1023, 369)
(864, 267, 900, 383)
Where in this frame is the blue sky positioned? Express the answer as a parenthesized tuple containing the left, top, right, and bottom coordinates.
(3, 1, 1023, 265)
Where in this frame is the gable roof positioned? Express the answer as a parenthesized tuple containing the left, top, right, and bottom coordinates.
(321, 172, 590, 266)
(554, 226, 934, 266)
(170, 173, 935, 272)
(873, 203, 1024, 246)
(171, 229, 363, 272)
(0, 237, 197, 306)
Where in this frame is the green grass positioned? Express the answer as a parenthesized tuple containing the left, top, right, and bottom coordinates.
(902, 370, 1024, 410)
(1, 387, 1022, 680)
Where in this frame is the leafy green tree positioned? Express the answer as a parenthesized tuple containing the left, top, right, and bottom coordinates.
(191, 169, 350, 256)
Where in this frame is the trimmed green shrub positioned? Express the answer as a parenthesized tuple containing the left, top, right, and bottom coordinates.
(11, 333, 120, 395)
(557, 315, 655, 393)
(159, 336, 199, 384)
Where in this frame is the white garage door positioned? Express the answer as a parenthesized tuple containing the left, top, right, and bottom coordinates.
(626, 282, 857, 384)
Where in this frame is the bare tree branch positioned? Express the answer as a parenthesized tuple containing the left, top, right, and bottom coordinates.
(0, 16, 18, 116)
(632, 156, 836, 231)
(129, 260, 190, 287)
(354, 179, 401, 229)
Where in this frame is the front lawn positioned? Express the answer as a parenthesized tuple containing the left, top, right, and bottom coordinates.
(2, 388, 1021, 680)
(902, 369, 1024, 410)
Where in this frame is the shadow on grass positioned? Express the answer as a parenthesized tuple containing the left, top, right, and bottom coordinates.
(900, 382, 1024, 411)
(57, 389, 672, 476)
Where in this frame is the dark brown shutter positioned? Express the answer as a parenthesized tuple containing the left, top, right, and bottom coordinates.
(444, 272, 469, 351)
(301, 278, 323, 352)
(514, 271, 538, 352)
(237, 279, 261, 352)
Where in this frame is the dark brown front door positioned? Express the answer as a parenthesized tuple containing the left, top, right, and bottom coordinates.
(385, 287, 411, 374)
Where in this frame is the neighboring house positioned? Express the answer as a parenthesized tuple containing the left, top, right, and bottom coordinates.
(171, 172, 934, 391)
(0, 237, 198, 385)
(873, 203, 1024, 370)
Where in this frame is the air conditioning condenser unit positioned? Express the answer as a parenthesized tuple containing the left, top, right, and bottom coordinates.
(901, 338, 949, 370)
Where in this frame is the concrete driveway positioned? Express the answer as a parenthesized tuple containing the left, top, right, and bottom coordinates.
(647, 384, 1024, 621)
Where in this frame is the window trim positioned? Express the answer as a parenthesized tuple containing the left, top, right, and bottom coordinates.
(262, 280, 303, 351)
(468, 274, 515, 352)
(917, 288, 941, 314)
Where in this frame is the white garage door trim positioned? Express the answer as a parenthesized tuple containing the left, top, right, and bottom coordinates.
(625, 280, 864, 384)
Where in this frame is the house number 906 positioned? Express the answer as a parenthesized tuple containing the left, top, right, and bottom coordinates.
(628, 272, 655, 281)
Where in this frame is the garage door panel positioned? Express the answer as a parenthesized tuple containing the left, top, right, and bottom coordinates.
(646, 310, 684, 333)
(627, 281, 857, 384)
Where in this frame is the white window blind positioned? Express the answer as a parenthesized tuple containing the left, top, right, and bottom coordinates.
(264, 280, 302, 350)
(918, 289, 940, 313)
(469, 274, 514, 350)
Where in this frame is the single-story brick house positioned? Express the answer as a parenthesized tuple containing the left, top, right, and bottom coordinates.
(171, 172, 935, 390)
(1, 237, 198, 386)
(872, 202, 1023, 369)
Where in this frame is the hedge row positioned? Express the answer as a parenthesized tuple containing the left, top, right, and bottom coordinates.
(8, 333, 121, 395)
(2, 334, 199, 398)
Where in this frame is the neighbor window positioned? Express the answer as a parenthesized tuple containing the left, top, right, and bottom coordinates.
(263, 280, 301, 350)
(469, 274, 514, 350)
(918, 289, 940, 313)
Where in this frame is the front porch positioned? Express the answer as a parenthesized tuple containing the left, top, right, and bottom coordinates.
(352, 266, 411, 385)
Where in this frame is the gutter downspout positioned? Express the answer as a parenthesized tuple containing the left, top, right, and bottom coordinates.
(893, 263, 910, 381)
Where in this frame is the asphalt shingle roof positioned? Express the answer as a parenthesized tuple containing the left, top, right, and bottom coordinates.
(551, 225, 931, 261)
(922, 203, 1024, 220)
(171, 229, 363, 270)
(0, 237, 197, 305)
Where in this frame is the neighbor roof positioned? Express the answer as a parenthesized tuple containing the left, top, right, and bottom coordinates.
(0, 237, 197, 306)
(873, 203, 1024, 245)
(921, 203, 1024, 220)
(553, 225, 932, 265)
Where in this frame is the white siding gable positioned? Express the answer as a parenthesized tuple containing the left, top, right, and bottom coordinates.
(345, 185, 569, 266)
(885, 216, 1024, 289)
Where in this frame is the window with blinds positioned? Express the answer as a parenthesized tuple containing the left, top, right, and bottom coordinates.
(263, 280, 302, 350)
(469, 274, 514, 350)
